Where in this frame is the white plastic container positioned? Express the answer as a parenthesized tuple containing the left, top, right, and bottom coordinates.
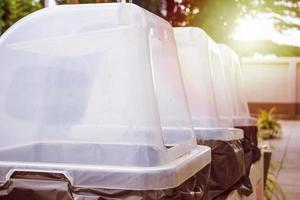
(174, 27, 245, 200)
(218, 45, 261, 169)
(218, 45, 262, 199)
(218, 44, 257, 127)
(173, 27, 242, 138)
(0, 3, 211, 191)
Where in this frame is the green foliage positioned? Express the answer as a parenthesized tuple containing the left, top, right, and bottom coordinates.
(190, 1, 242, 43)
(265, 160, 286, 200)
(0, 0, 4, 34)
(137, 0, 300, 56)
(190, 0, 300, 56)
(257, 107, 281, 140)
(156, 0, 202, 26)
(239, 0, 300, 33)
(0, 0, 42, 34)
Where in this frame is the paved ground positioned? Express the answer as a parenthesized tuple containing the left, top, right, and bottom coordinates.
(270, 121, 300, 200)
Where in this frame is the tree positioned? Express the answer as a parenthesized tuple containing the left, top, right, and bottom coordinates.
(0, 0, 42, 34)
(233, 0, 300, 56)
(156, 0, 201, 26)
(187, 0, 300, 56)
(240, 0, 300, 32)
(0, 0, 4, 34)
(190, 1, 242, 43)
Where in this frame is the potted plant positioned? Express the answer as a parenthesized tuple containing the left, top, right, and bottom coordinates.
(257, 107, 281, 140)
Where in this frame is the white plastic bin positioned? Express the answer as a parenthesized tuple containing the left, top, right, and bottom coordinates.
(218, 44, 257, 127)
(174, 27, 234, 128)
(174, 27, 249, 200)
(218, 44, 261, 165)
(173, 27, 243, 137)
(0, 3, 211, 198)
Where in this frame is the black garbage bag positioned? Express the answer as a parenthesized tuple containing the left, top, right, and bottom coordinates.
(234, 125, 261, 197)
(0, 165, 211, 200)
(197, 139, 250, 200)
(235, 125, 261, 164)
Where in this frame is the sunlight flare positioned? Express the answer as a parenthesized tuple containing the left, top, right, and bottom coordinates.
(233, 14, 276, 41)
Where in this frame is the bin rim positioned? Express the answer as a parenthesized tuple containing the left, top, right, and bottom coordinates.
(0, 145, 211, 190)
(233, 117, 257, 126)
(194, 127, 244, 141)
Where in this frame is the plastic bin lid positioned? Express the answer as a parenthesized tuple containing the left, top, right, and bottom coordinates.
(174, 27, 233, 128)
(0, 3, 198, 168)
(218, 44, 256, 126)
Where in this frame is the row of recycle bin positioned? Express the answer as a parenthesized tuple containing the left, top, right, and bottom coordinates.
(0, 3, 262, 200)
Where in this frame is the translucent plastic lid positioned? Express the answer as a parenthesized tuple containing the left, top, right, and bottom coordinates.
(174, 27, 233, 128)
(0, 3, 196, 167)
(218, 44, 256, 126)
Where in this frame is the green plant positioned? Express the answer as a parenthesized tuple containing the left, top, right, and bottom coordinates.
(257, 107, 281, 140)
(265, 160, 286, 200)
(0, 0, 42, 34)
(0, 0, 4, 34)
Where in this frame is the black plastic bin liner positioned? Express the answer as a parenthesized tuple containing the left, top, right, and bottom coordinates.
(197, 139, 251, 200)
(0, 165, 211, 200)
(235, 125, 261, 164)
(233, 126, 261, 197)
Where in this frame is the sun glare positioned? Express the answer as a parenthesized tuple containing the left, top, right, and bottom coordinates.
(233, 15, 276, 41)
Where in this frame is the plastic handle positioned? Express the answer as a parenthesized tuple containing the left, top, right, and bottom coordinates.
(0, 171, 73, 199)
